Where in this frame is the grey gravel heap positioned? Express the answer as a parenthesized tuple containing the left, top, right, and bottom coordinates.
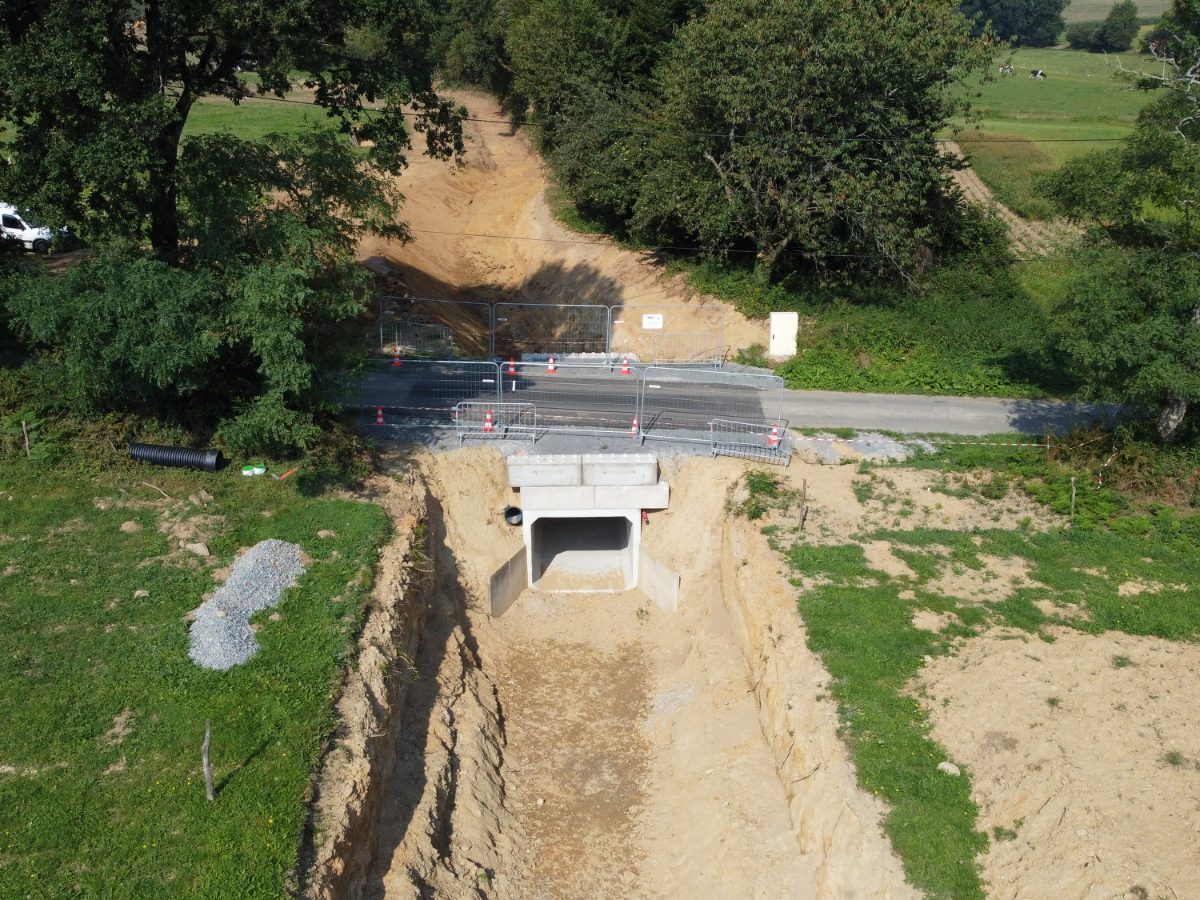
(188, 539, 306, 671)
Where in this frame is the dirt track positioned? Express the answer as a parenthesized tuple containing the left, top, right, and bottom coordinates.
(942, 141, 1080, 257)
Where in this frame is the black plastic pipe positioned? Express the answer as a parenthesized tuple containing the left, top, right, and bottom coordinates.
(128, 442, 223, 473)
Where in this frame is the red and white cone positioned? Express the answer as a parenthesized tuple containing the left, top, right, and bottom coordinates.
(391, 346, 402, 368)
(620, 355, 632, 376)
(375, 405, 385, 425)
(547, 354, 557, 374)
(483, 409, 495, 433)
(767, 422, 780, 448)
(507, 356, 517, 376)
(629, 415, 639, 438)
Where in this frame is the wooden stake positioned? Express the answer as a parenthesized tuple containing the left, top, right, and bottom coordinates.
(202, 720, 214, 802)
(21, 420, 30, 459)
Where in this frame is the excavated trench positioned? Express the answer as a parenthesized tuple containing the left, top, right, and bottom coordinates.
(299, 450, 914, 900)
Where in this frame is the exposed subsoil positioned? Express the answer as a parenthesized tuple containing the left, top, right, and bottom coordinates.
(916, 627, 1200, 900)
(357, 90, 767, 358)
(343, 448, 915, 899)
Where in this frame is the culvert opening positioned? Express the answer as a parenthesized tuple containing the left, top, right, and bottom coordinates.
(531, 515, 634, 592)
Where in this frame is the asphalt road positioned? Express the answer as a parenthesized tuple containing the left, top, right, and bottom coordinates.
(358, 364, 1118, 437)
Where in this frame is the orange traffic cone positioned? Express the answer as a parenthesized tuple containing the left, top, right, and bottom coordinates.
(483, 409, 495, 433)
(391, 346, 402, 368)
(547, 354, 557, 374)
(629, 415, 639, 438)
(507, 356, 517, 376)
(620, 355, 631, 376)
(375, 406, 385, 425)
(767, 422, 780, 448)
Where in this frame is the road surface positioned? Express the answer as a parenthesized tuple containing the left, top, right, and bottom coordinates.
(358, 363, 1118, 437)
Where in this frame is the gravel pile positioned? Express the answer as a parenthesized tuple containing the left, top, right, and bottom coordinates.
(188, 539, 306, 671)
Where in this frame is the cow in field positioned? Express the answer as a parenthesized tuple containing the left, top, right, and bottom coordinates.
(1030, 69, 1046, 79)
(999, 64, 1014, 76)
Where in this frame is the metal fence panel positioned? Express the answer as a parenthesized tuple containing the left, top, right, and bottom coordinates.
(455, 402, 537, 442)
(389, 321, 456, 357)
(710, 418, 791, 466)
(379, 295, 494, 359)
(610, 304, 726, 364)
(639, 366, 784, 444)
(503, 361, 640, 436)
(651, 331, 724, 366)
(493, 303, 610, 360)
(359, 359, 500, 425)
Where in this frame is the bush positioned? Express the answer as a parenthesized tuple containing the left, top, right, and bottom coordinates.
(1065, 21, 1100, 49)
(1096, 0, 1140, 51)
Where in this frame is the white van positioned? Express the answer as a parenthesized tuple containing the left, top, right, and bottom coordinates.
(0, 203, 53, 253)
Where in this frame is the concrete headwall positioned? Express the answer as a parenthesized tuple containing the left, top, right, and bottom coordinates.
(638, 548, 681, 613)
(489, 545, 528, 617)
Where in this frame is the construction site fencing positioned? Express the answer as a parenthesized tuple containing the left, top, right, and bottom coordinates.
(638, 366, 785, 444)
(501, 361, 641, 436)
(710, 418, 791, 466)
(493, 303, 610, 360)
(609, 304, 726, 365)
(454, 402, 537, 442)
(358, 359, 500, 425)
(387, 321, 456, 357)
(379, 295, 494, 358)
(374, 295, 727, 364)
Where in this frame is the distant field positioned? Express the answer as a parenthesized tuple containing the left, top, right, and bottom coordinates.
(187, 96, 338, 141)
(1063, 0, 1168, 23)
(949, 47, 1156, 219)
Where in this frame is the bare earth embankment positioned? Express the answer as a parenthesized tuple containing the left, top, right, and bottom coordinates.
(357, 90, 767, 354)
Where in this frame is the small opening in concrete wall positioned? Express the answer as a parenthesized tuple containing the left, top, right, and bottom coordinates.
(532, 516, 633, 592)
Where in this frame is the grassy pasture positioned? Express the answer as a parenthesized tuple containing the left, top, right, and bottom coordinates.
(951, 47, 1155, 219)
(0, 460, 389, 897)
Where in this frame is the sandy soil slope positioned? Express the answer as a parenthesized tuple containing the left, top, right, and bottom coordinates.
(358, 91, 767, 356)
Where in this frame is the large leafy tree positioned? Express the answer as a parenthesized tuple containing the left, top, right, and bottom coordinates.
(1043, 98, 1200, 441)
(632, 0, 995, 282)
(960, 0, 1068, 47)
(0, 2, 464, 452)
(0, 1, 462, 260)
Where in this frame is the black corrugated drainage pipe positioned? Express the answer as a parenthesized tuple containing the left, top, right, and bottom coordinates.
(128, 442, 223, 473)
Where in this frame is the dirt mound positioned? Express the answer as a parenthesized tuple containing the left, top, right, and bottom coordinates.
(358, 90, 767, 356)
(915, 627, 1200, 899)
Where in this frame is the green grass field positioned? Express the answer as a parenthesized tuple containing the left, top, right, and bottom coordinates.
(950, 47, 1156, 218)
(0, 459, 389, 896)
(186, 96, 339, 141)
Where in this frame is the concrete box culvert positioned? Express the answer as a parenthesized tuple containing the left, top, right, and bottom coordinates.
(528, 514, 635, 592)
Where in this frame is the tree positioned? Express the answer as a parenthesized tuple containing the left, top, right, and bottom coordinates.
(960, 0, 1068, 47)
(1095, 0, 1140, 52)
(0, 2, 465, 452)
(8, 128, 404, 453)
(0, 1, 463, 261)
(1042, 97, 1200, 441)
(631, 0, 995, 282)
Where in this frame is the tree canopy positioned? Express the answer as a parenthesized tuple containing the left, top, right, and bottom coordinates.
(960, 0, 1068, 47)
(1043, 96, 1200, 441)
(0, 1, 464, 453)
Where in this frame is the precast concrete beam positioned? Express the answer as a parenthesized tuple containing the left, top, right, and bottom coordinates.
(507, 453, 583, 487)
(519, 485, 596, 510)
(594, 479, 669, 510)
(581, 453, 659, 486)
